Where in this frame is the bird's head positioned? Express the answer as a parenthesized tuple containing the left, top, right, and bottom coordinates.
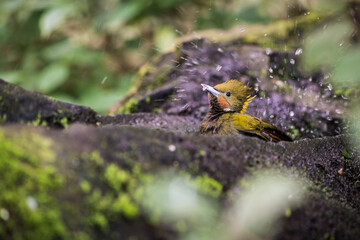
(201, 80, 255, 113)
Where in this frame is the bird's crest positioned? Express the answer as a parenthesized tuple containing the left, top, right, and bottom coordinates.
(241, 95, 256, 113)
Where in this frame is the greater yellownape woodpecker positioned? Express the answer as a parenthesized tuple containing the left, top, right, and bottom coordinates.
(200, 80, 292, 142)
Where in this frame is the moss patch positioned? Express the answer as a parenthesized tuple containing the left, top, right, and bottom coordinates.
(0, 129, 65, 240)
(118, 98, 139, 114)
(194, 174, 223, 198)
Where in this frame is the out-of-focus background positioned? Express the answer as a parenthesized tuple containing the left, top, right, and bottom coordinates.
(0, 0, 360, 117)
(2, 0, 355, 114)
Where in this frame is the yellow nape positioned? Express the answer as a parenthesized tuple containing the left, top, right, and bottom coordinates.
(240, 95, 256, 114)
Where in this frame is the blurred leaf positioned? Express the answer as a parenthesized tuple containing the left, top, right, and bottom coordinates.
(105, 1, 145, 31)
(303, 21, 353, 70)
(41, 41, 75, 61)
(331, 47, 360, 86)
(225, 171, 304, 238)
(154, 26, 177, 52)
(38, 63, 69, 93)
(0, 71, 21, 84)
(313, 0, 346, 13)
(78, 76, 132, 114)
(39, 5, 74, 37)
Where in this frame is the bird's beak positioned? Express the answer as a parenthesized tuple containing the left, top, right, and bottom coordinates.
(201, 84, 221, 97)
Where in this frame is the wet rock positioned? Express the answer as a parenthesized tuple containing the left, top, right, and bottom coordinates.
(1, 124, 359, 239)
(113, 38, 347, 140)
(0, 79, 97, 128)
(99, 113, 200, 133)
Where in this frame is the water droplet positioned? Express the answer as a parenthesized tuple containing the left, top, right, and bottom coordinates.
(0, 208, 9, 221)
(26, 196, 38, 210)
(335, 109, 342, 114)
(101, 77, 108, 84)
(175, 29, 183, 35)
(168, 145, 176, 152)
(290, 59, 295, 65)
(295, 48, 303, 55)
(216, 65, 222, 71)
(289, 111, 294, 117)
(181, 103, 189, 110)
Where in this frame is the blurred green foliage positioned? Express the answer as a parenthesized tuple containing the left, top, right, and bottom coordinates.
(0, 0, 298, 114)
(1, 0, 359, 117)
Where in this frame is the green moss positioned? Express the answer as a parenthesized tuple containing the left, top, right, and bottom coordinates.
(80, 180, 92, 194)
(105, 164, 130, 192)
(32, 113, 42, 126)
(342, 150, 351, 159)
(194, 174, 223, 198)
(82, 151, 104, 166)
(91, 213, 108, 231)
(113, 194, 139, 220)
(152, 107, 163, 113)
(78, 157, 153, 230)
(196, 150, 206, 158)
(258, 91, 265, 98)
(285, 208, 292, 217)
(0, 114, 6, 124)
(0, 129, 66, 239)
(60, 117, 68, 129)
(118, 97, 139, 114)
(289, 126, 300, 139)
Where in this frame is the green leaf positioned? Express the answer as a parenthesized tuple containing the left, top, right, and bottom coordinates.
(331, 47, 360, 86)
(39, 5, 74, 37)
(313, 0, 346, 14)
(0, 71, 21, 84)
(303, 21, 353, 70)
(154, 26, 177, 52)
(104, 1, 144, 30)
(37, 63, 69, 93)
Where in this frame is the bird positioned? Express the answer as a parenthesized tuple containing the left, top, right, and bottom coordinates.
(200, 80, 292, 142)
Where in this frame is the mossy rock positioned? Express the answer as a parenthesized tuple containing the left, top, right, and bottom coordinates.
(0, 124, 360, 239)
(0, 79, 97, 128)
(110, 15, 347, 140)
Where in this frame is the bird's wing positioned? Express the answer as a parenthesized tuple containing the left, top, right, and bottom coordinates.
(230, 113, 292, 142)
(230, 113, 264, 132)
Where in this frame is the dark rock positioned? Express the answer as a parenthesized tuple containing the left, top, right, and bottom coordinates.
(0, 79, 97, 128)
(1, 124, 360, 239)
(99, 113, 200, 133)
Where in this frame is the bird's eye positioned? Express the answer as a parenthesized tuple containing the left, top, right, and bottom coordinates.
(225, 92, 231, 97)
